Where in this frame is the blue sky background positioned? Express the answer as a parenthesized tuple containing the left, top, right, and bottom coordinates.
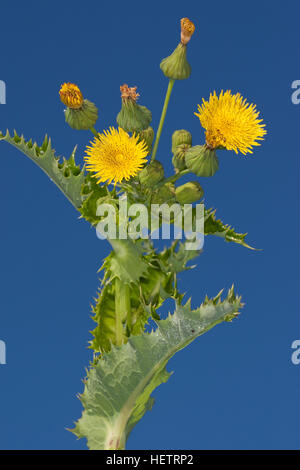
(0, 0, 299, 450)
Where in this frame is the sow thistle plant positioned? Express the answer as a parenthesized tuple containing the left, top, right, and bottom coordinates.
(0, 17, 266, 450)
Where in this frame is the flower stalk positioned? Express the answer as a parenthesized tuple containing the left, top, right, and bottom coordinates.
(151, 79, 175, 162)
(154, 168, 190, 189)
(90, 127, 99, 138)
(114, 278, 130, 346)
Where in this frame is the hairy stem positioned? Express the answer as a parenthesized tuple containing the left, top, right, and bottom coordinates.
(151, 79, 175, 162)
(115, 278, 131, 346)
(155, 168, 191, 189)
(90, 127, 99, 138)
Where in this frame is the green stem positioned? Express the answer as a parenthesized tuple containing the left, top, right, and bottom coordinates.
(125, 286, 132, 331)
(155, 168, 191, 189)
(115, 278, 131, 346)
(151, 79, 175, 162)
(90, 127, 99, 138)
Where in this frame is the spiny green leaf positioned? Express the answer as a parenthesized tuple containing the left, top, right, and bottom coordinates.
(90, 279, 151, 354)
(90, 280, 128, 354)
(204, 208, 256, 249)
(79, 175, 110, 225)
(106, 238, 149, 284)
(91, 243, 177, 353)
(160, 240, 201, 273)
(72, 287, 243, 450)
(0, 130, 86, 208)
(90, 271, 149, 354)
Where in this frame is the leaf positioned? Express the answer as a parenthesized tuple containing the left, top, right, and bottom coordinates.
(106, 238, 149, 285)
(79, 175, 110, 225)
(160, 240, 201, 273)
(0, 130, 85, 209)
(72, 287, 243, 450)
(90, 242, 176, 354)
(204, 208, 256, 249)
(90, 278, 151, 354)
(90, 280, 126, 354)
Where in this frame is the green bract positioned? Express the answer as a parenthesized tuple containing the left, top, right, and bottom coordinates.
(65, 99, 98, 130)
(117, 99, 152, 133)
(171, 130, 192, 171)
(175, 181, 204, 204)
(160, 43, 191, 80)
(185, 145, 220, 177)
(138, 126, 154, 154)
(172, 129, 192, 152)
(139, 160, 164, 187)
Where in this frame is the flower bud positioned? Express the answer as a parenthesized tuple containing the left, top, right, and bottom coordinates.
(160, 18, 195, 80)
(172, 143, 190, 171)
(175, 181, 204, 204)
(59, 83, 98, 130)
(160, 43, 191, 80)
(152, 183, 176, 204)
(117, 84, 152, 133)
(171, 129, 192, 153)
(138, 127, 154, 154)
(64, 100, 98, 130)
(185, 145, 219, 177)
(139, 160, 164, 187)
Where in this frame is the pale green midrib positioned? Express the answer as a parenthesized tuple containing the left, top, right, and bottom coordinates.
(102, 314, 227, 449)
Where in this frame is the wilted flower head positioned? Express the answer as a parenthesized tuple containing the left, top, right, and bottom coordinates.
(180, 18, 196, 45)
(117, 85, 152, 133)
(120, 84, 140, 101)
(160, 18, 195, 80)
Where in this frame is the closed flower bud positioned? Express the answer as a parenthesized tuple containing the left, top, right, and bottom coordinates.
(171, 129, 192, 153)
(117, 84, 152, 133)
(175, 181, 204, 204)
(139, 160, 164, 187)
(185, 145, 219, 177)
(64, 100, 98, 130)
(59, 83, 98, 130)
(138, 127, 154, 153)
(160, 18, 195, 80)
(152, 183, 175, 204)
(172, 143, 190, 171)
(160, 43, 191, 80)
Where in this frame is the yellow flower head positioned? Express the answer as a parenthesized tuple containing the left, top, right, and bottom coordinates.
(85, 127, 148, 185)
(195, 90, 266, 155)
(180, 17, 195, 45)
(59, 83, 83, 109)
